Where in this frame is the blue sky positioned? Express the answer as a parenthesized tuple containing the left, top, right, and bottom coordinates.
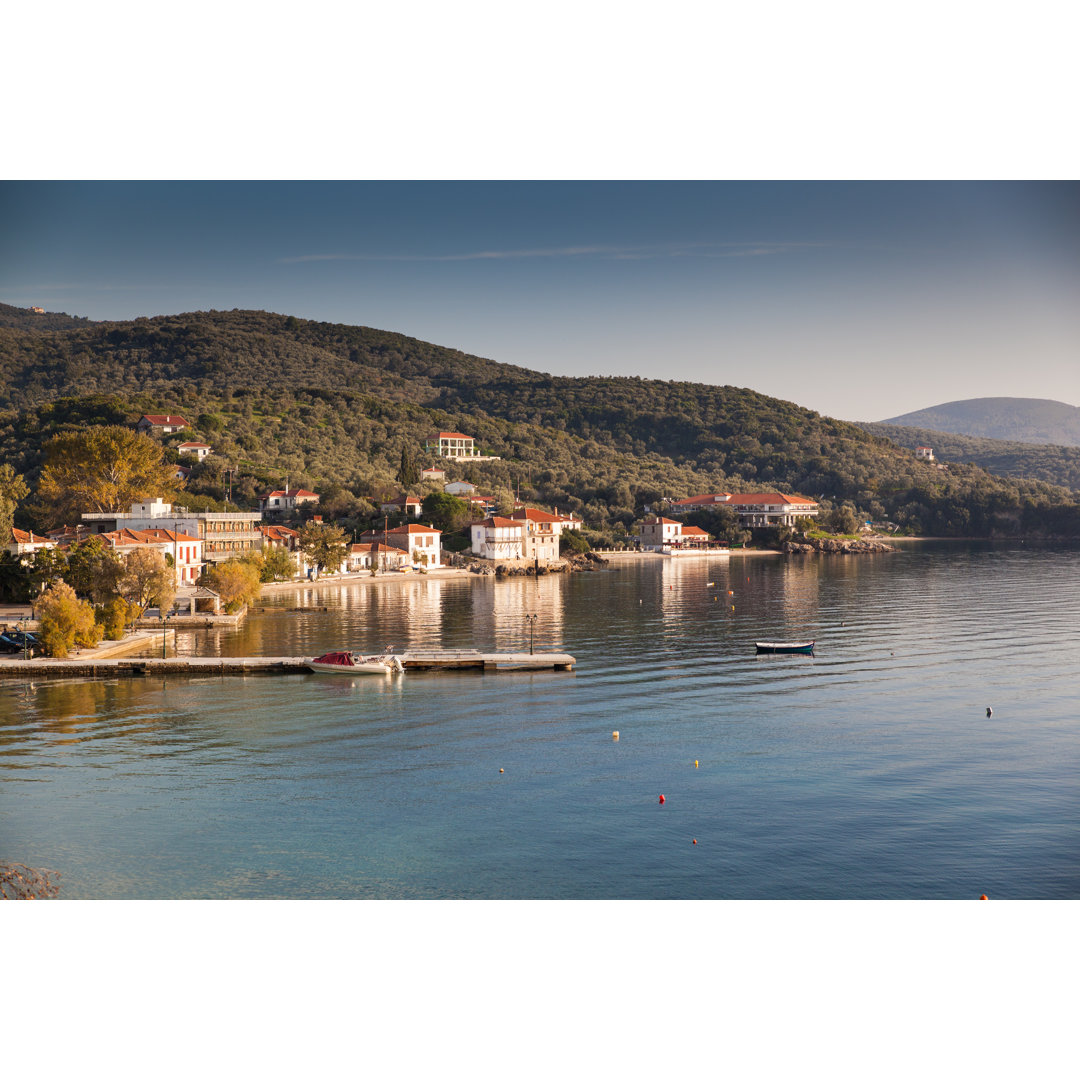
(2, 181, 1077, 421)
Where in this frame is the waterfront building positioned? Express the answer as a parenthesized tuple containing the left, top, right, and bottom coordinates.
(81, 498, 262, 564)
(668, 492, 819, 527)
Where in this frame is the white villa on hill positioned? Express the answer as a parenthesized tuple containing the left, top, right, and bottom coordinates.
(667, 492, 819, 527)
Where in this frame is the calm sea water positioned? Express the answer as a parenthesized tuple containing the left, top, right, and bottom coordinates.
(2, 542, 1078, 899)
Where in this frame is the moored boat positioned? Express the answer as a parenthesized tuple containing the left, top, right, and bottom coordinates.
(307, 648, 404, 675)
(755, 640, 815, 654)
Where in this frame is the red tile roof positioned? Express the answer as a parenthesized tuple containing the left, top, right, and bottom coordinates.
(438, 432, 472, 440)
(9, 528, 52, 544)
(140, 414, 190, 426)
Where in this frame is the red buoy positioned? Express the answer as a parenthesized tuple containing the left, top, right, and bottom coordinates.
(658, 794, 665, 804)
(980, 894, 988, 900)
(692, 838, 697, 844)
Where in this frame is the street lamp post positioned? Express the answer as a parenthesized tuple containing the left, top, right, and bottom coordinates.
(525, 614, 537, 655)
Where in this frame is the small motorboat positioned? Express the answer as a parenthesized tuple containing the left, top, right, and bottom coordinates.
(755, 641, 815, 654)
(307, 647, 404, 675)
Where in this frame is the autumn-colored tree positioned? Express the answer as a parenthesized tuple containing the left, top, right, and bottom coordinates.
(98, 597, 141, 640)
(0, 464, 29, 539)
(36, 582, 102, 658)
(201, 559, 261, 613)
(35, 426, 181, 527)
(119, 547, 176, 617)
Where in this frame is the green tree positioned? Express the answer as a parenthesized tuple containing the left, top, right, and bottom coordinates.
(827, 504, 861, 535)
(261, 546, 296, 582)
(421, 492, 472, 534)
(298, 522, 349, 578)
(66, 536, 126, 603)
(0, 464, 29, 539)
(35, 426, 182, 527)
(28, 547, 67, 596)
(36, 582, 102, 658)
(397, 444, 420, 488)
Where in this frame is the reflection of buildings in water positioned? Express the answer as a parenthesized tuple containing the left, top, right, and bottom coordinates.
(659, 557, 733, 613)
(12, 679, 153, 742)
(774, 559, 822, 625)
(473, 575, 566, 653)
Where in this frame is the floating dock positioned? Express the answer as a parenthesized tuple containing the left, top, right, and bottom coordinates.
(0, 650, 576, 680)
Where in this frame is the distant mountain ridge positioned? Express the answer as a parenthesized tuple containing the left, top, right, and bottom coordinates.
(880, 397, 1080, 447)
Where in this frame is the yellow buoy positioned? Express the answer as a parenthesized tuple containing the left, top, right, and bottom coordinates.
(694, 760, 699, 768)
(499, 768, 504, 773)
(612, 731, 619, 740)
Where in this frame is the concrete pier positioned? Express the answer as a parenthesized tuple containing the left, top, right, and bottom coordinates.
(0, 650, 576, 680)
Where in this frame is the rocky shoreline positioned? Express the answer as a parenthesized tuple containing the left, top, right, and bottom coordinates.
(468, 552, 610, 577)
(782, 536, 895, 555)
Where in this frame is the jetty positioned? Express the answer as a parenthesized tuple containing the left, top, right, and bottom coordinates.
(0, 649, 576, 680)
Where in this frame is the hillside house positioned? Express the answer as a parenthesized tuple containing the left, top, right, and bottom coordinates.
(137, 414, 190, 436)
(259, 488, 320, 516)
(444, 481, 477, 496)
(668, 492, 819, 527)
(379, 495, 423, 519)
(358, 523, 442, 568)
(421, 467, 447, 482)
(174, 464, 192, 482)
(177, 441, 212, 461)
(427, 432, 480, 459)
(915, 446, 935, 461)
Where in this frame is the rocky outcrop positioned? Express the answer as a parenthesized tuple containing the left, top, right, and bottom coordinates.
(783, 536, 895, 555)
(468, 553, 610, 577)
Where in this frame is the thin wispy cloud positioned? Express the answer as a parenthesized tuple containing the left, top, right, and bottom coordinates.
(277, 241, 822, 264)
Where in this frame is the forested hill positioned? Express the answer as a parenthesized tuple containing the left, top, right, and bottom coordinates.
(2, 305, 1080, 537)
(861, 422, 1080, 493)
(0, 301, 97, 333)
(880, 397, 1080, 446)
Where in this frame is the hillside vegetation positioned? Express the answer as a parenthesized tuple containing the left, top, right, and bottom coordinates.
(2, 304, 1080, 538)
(861, 422, 1080, 492)
(880, 397, 1080, 446)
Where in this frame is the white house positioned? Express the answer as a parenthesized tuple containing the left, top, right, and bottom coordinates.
(5, 528, 55, 559)
(177, 441, 212, 461)
(639, 516, 684, 551)
(445, 481, 477, 496)
(136, 414, 190, 435)
(470, 516, 525, 560)
(81, 498, 262, 564)
(668, 492, 819, 527)
(72, 527, 203, 586)
(421, 467, 447, 482)
(509, 507, 582, 560)
(428, 431, 479, 459)
(379, 495, 423, 519)
(915, 446, 935, 461)
(347, 541, 409, 573)
(358, 523, 442, 568)
(259, 488, 320, 516)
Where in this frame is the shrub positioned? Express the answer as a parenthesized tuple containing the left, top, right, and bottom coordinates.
(37, 582, 101, 658)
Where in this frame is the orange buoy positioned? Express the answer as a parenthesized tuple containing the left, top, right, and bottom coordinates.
(499, 768, 504, 773)
(612, 730, 619, 740)
(980, 894, 988, 900)
(658, 794, 665, 804)
(692, 838, 697, 844)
